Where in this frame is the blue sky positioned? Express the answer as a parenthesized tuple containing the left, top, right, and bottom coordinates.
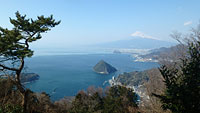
(0, 0, 200, 49)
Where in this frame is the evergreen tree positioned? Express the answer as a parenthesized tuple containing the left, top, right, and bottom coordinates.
(103, 85, 138, 113)
(154, 28, 200, 113)
(70, 85, 139, 113)
(0, 11, 60, 112)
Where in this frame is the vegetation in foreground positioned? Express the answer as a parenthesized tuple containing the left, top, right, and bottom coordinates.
(0, 11, 60, 113)
(0, 12, 200, 113)
(153, 26, 200, 113)
(0, 80, 139, 113)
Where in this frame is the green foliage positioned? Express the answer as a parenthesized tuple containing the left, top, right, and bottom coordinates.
(0, 11, 60, 60)
(154, 41, 200, 112)
(70, 91, 103, 113)
(0, 104, 23, 113)
(93, 60, 117, 74)
(0, 11, 60, 113)
(70, 85, 138, 113)
(103, 85, 138, 113)
(116, 71, 149, 86)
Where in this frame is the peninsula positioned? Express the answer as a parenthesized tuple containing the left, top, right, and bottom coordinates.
(0, 73, 39, 83)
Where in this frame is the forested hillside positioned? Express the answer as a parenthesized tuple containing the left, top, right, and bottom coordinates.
(0, 12, 200, 113)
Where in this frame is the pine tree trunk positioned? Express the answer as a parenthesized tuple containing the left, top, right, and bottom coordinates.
(16, 77, 27, 113)
(15, 58, 27, 113)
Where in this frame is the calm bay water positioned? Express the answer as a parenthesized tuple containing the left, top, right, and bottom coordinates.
(25, 54, 158, 101)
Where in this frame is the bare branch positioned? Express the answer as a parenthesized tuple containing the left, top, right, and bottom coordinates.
(0, 57, 13, 62)
(0, 64, 19, 71)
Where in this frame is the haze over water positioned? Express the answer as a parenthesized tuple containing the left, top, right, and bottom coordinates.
(25, 53, 159, 101)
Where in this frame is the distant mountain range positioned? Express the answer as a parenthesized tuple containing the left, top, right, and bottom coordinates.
(138, 44, 187, 62)
(93, 37, 176, 49)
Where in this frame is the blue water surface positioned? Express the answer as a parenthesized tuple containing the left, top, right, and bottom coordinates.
(25, 54, 158, 101)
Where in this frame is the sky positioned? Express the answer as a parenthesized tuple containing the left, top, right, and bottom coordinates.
(0, 0, 200, 49)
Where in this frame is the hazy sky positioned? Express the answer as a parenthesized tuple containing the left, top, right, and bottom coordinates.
(0, 0, 200, 49)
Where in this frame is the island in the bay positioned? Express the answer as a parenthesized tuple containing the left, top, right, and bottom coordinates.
(93, 60, 117, 74)
(20, 73, 40, 83)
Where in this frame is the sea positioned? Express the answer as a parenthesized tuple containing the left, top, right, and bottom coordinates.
(25, 53, 159, 101)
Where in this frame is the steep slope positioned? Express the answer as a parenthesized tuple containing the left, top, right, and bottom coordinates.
(93, 60, 117, 74)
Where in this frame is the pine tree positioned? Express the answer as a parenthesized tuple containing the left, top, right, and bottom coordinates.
(0, 11, 60, 112)
(154, 29, 200, 113)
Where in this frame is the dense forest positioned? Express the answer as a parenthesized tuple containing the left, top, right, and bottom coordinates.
(0, 12, 200, 113)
